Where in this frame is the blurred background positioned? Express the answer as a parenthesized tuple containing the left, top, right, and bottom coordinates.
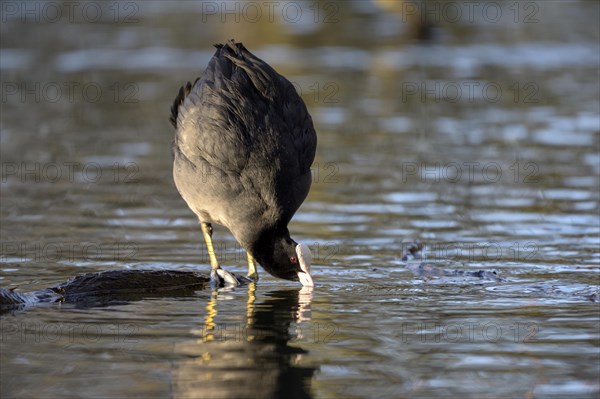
(1, 1, 599, 398)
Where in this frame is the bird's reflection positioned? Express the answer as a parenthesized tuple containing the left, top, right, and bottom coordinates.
(173, 284, 317, 399)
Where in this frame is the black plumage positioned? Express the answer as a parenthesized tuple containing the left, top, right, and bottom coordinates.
(171, 40, 316, 287)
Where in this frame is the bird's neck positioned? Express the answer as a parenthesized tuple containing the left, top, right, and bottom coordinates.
(247, 226, 289, 266)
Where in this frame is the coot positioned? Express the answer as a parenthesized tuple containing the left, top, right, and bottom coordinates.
(170, 40, 316, 288)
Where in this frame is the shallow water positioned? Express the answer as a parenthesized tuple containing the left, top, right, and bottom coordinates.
(1, 1, 599, 398)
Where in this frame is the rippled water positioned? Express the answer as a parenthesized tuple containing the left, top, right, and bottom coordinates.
(1, 1, 599, 398)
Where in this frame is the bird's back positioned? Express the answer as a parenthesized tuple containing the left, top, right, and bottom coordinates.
(171, 41, 317, 247)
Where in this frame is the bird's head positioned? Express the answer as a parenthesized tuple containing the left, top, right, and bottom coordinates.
(275, 238, 313, 287)
(251, 230, 313, 287)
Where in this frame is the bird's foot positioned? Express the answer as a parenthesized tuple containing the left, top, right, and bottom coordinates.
(210, 268, 240, 289)
(233, 275, 256, 285)
(245, 272, 259, 282)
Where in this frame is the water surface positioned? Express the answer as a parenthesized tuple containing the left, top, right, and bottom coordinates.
(1, 1, 599, 398)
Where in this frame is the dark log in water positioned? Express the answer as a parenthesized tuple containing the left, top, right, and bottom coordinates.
(0, 270, 211, 311)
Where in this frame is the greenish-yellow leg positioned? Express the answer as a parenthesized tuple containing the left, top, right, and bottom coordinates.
(201, 222, 239, 287)
(246, 252, 259, 281)
(201, 222, 219, 271)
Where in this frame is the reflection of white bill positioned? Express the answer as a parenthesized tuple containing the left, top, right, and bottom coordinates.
(296, 286, 313, 323)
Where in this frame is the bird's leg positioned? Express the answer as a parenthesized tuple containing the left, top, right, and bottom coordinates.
(246, 252, 259, 282)
(201, 222, 219, 270)
(201, 222, 239, 288)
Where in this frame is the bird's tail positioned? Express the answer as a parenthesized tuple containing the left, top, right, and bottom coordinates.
(217, 39, 281, 98)
(168, 40, 241, 129)
(169, 77, 199, 129)
(169, 39, 280, 129)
